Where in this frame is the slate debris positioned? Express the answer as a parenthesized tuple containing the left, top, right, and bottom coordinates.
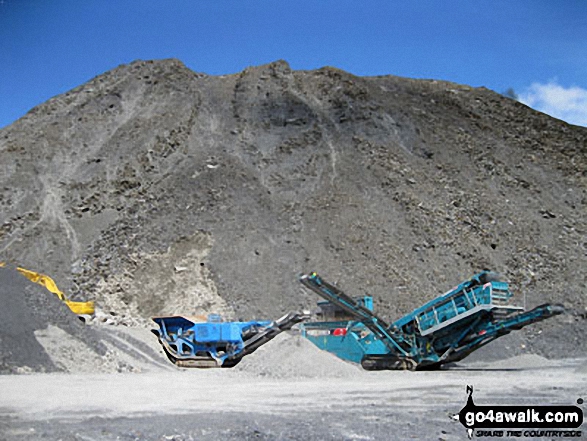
(0, 59, 585, 367)
(0, 266, 57, 373)
(0, 266, 107, 373)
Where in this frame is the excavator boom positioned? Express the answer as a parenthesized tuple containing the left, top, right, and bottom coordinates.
(0, 262, 94, 315)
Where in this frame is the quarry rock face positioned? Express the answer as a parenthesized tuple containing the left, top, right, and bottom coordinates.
(1, 59, 585, 358)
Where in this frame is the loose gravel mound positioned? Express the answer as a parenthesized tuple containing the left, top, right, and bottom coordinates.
(234, 331, 363, 379)
(0, 266, 105, 373)
(0, 267, 171, 374)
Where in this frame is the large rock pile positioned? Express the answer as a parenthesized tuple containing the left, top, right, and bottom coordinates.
(0, 59, 585, 361)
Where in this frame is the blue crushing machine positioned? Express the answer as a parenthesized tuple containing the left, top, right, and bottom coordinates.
(299, 271, 564, 370)
(152, 311, 308, 368)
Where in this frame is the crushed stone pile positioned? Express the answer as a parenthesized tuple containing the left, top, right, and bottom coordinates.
(234, 331, 363, 379)
(0, 266, 105, 373)
(0, 267, 170, 374)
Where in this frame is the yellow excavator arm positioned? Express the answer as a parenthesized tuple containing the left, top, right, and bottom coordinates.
(0, 262, 95, 315)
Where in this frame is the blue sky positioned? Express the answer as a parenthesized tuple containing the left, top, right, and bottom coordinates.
(1, 0, 586, 129)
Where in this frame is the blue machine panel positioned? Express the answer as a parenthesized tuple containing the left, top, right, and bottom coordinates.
(299, 271, 563, 370)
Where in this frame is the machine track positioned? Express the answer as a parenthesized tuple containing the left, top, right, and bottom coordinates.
(361, 355, 418, 371)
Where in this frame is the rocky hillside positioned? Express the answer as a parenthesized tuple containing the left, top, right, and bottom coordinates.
(1, 59, 585, 357)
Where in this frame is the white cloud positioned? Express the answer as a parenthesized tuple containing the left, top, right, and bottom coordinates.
(518, 81, 587, 127)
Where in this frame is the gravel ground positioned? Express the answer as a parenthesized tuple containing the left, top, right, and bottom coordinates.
(0, 356, 585, 441)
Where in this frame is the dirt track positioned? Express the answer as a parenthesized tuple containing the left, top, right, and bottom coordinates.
(1, 323, 585, 441)
(1, 356, 585, 441)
